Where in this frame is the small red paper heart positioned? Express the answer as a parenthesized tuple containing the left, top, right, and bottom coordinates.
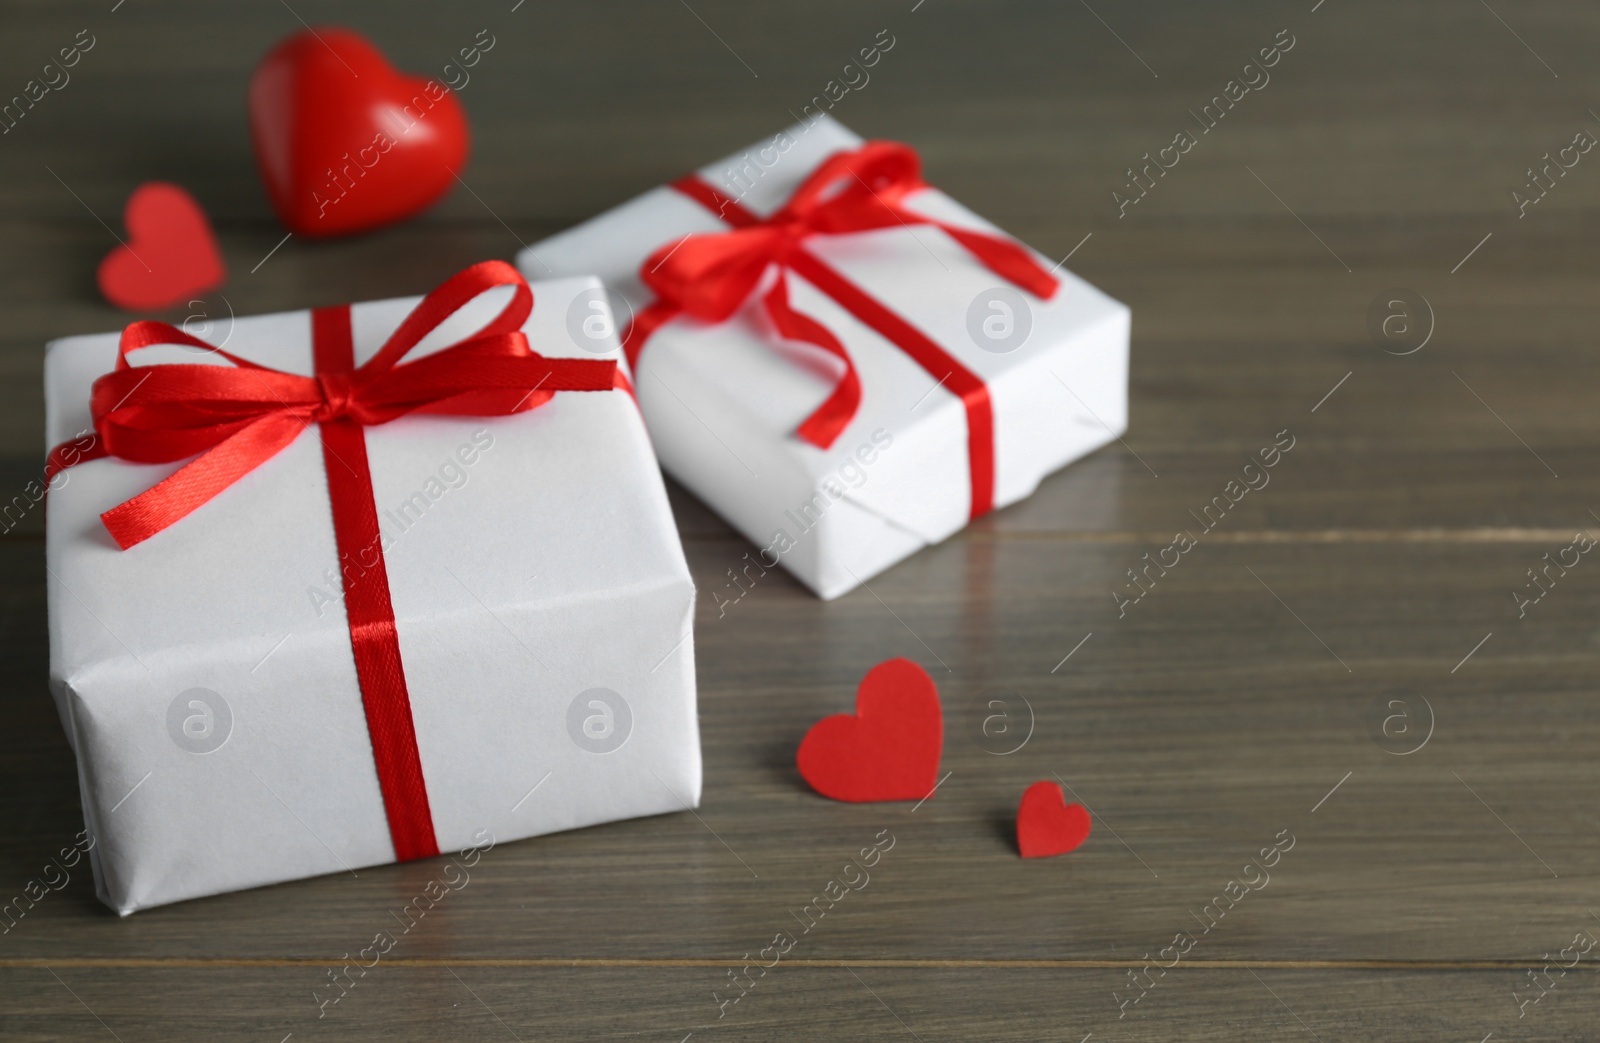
(796, 658, 942, 802)
(96, 182, 226, 312)
(248, 27, 469, 237)
(1016, 780, 1091, 858)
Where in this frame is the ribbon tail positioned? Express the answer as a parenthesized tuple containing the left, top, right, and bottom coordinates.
(939, 224, 1060, 299)
(787, 248, 996, 519)
(762, 272, 861, 450)
(100, 412, 312, 549)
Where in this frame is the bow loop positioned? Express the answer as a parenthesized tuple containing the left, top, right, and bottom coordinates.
(780, 140, 924, 233)
(361, 260, 534, 374)
(91, 363, 322, 464)
(641, 226, 792, 320)
(642, 142, 930, 320)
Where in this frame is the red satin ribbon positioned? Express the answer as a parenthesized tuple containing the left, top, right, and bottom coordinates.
(621, 140, 1058, 520)
(46, 260, 618, 862)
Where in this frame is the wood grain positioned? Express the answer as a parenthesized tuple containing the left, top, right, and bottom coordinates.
(2, 0, 1598, 1039)
(5, 965, 1598, 1042)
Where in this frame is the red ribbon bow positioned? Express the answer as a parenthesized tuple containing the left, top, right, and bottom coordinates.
(47, 260, 619, 863)
(623, 141, 1058, 518)
(80, 260, 616, 549)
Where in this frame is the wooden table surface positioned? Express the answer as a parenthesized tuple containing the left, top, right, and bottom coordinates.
(4, 0, 1599, 1039)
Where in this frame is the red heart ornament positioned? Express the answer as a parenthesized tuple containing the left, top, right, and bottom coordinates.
(1016, 780, 1092, 858)
(96, 182, 226, 312)
(248, 27, 468, 237)
(796, 658, 942, 802)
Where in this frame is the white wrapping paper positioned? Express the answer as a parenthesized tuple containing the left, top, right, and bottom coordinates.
(43, 276, 700, 914)
(520, 116, 1129, 599)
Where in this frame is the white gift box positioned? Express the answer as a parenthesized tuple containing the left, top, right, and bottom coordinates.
(43, 275, 700, 914)
(520, 116, 1129, 599)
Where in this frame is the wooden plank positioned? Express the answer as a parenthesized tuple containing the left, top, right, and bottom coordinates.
(3, 964, 1596, 1042)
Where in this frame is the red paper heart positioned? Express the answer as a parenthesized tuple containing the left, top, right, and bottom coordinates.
(1016, 780, 1091, 858)
(796, 658, 942, 802)
(248, 27, 469, 237)
(96, 182, 226, 312)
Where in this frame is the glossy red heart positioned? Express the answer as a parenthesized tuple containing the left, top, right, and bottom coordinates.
(1016, 780, 1091, 858)
(797, 658, 942, 802)
(96, 182, 225, 312)
(248, 27, 468, 237)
